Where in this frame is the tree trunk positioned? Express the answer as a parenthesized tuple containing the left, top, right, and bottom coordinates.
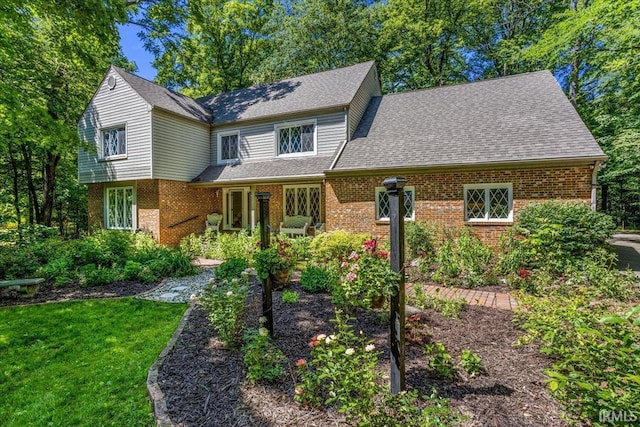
(7, 142, 21, 231)
(41, 151, 60, 227)
(20, 143, 40, 224)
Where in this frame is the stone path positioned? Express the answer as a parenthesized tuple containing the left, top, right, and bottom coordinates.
(409, 283, 518, 310)
(136, 269, 216, 303)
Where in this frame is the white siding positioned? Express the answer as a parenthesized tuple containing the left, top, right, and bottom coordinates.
(152, 109, 210, 181)
(78, 69, 152, 183)
(211, 111, 346, 164)
(348, 65, 382, 138)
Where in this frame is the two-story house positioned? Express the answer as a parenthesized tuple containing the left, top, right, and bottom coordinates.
(78, 61, 606, 246)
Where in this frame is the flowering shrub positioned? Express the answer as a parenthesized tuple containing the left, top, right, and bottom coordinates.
(253, 237, 297, 280)
(242, 325, 286, 383)
(309, 230, 370, 263)
(198, 277, 250, 347)
(333, 239, 401, 309)
(295, 310, 379, 416)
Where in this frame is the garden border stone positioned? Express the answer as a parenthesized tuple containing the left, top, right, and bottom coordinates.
(147, 301, 194, 427)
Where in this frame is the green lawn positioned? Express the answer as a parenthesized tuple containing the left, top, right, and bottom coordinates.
(0, 298, 187, 426)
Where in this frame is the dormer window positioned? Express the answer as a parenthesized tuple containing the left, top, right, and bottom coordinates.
(101, 126, 126, 159)
(276, 120, 317, 156)
(218, 131, 240, 163)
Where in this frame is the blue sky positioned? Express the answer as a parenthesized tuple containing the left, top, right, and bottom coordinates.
(118, 23, 157, 80)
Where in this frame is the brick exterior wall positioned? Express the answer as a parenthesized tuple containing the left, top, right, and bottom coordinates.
(87, 183, 104, 231)
(158, 180, 218, 246)
(325, 166, 593, 246)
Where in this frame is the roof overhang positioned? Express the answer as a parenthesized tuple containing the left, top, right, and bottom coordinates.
(188, 174, 326, 187)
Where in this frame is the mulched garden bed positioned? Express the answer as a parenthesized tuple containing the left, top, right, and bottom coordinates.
(0, 280, 159, 308)
(158, 282, 566, 427)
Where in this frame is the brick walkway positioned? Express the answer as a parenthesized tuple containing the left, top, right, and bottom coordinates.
(408, 283, 518, 311)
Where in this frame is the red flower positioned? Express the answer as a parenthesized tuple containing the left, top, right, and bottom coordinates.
(518, 268, 531, 279)
(377, 250, 389, 259)
(279, 250, 285, 255)
(308, 339, 319, 348)
(296, 359, 307, 367)
(363, 239, 377, 253)
(408, 314, 421, 323)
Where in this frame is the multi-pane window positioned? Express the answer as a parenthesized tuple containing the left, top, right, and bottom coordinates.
(219, 132, 239, 162)
(102, 127, 126, 158)
(277, 122, 315, 155)
(284, 185, 321, 224)
(375, 186, 415, 220)
(464, 184, 513, 222)
(106, 187, 134, 229)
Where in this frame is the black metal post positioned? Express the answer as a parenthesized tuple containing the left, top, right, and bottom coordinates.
(256, 192, 274, 336)
(383, 177, 406, 395)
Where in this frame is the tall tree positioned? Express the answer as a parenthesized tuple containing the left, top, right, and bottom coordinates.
(0, 1, 128, 228)
(253, 0, 382, 83)
(134, 0, 274, 96)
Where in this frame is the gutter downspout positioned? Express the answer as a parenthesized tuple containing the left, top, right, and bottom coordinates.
(591, 161, 603, 211)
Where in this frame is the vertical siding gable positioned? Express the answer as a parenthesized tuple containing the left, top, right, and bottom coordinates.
(152, 109, 211, 181)
(211, 111, 347, 164)
(78, 69, 152, 183)
(348, 65, 382, 139)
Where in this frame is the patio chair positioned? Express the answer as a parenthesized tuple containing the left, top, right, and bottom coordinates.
(205, 213, 222, 234)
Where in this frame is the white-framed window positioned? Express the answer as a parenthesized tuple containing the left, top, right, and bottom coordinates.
(283, 185, 321, 224)
(101, 126, 126, 159)
(275, 120, 317, 156)
(105, 186, 135, 230)
(464, 183, 513, 222)
(375, 186, 415, 221)
(218, 130, 240, 163)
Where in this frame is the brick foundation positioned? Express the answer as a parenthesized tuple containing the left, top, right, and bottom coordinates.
(325, 166, 593, 246)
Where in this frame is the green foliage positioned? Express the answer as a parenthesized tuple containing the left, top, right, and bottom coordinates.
(180, 229, 258, 262)
(431, 228, 494, 287)
(405, 221, 436, 260)
(333, 240, 400, 309)
(502, 201, 616, 273)
(459, 350, 483, 376)
(242, 328, 286, 384)
(281, 289, 299, 304)
(215, 257, 249, 282)
(38, 256, 75, 287)
(309, 230, 369, 264)
(78, 263, 121, 287)
(300, 264, 337, 293)
(0, 298, 186, 427)
(424, 342, 454, 380)
(199, 277, 250, 347)
(296, 310, 379, 417)
(253, 238, 297, 280)
(291, 236, 314, 262)
(410, 286, 467, 319)
(358, 389, 461, 427)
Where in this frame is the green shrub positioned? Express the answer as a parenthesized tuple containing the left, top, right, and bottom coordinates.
(424, 342, 455, 380)
(199, 277, 250, 347)
(216, 229, 257, 261)
(432, 239, 461, 283)
(431, 228, 494, 287)
(38, 257, 76, 286)
(282, 289, 299, 304)
(405, 221, 436, 260)
(309, 230, 369, 263)
(0, 224, 59, 245)
(0, 245, 41, 280)
(505, 201, 616, 272)
(291, 236, 313, 261)
(296, 310, 379, 416)
(122, 260, 143, 281)
(78, 263, 122, 287)
(242, 328, 286, 383)
(300, 265, 336, 293)
(459, 350, 483, 376)
(179, 228, 218, 258)
(410, 286, 467, 319)
(215, 257, 248, 282)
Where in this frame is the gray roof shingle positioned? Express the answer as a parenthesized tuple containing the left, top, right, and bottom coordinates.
(192, 156, 334, 184)
(112, 66, 212, 123)
(198, 61, 376, 125)
(332, 70, 605, 171)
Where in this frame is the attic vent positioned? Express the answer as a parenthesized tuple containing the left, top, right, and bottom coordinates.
(107, 75, 117, 90)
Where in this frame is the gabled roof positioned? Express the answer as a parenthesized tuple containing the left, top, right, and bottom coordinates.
(111, 66, 212, 123)
(332, 70, 606, 172)
(198, 61, 376, 126)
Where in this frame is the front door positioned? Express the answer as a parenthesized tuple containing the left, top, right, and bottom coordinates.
(223, 188, 249, 230)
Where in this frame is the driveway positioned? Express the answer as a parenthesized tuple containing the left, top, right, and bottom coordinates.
(610, 234, 640, 275)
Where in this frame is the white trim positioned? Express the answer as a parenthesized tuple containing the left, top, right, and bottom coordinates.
(217, 129, 241, 164)
(222, 187, 250, 230)
(463, 183, 513, 222)
(375, 186, 415, 221)
(329, 139, 348, 170)
(104, 184, 136, 230)
(100, 124, 128, 160)
(274, 119, 318, 158)
(282, 184, 322, 223)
